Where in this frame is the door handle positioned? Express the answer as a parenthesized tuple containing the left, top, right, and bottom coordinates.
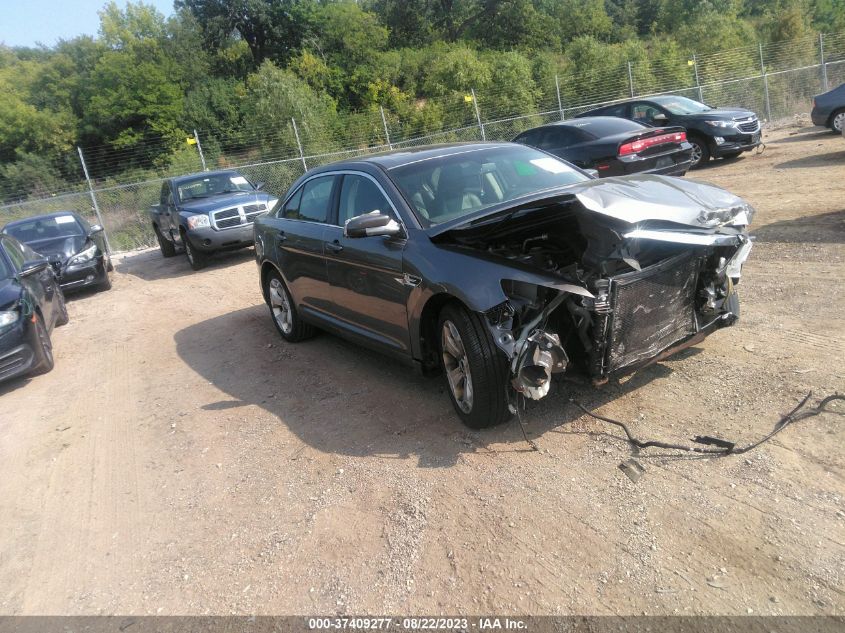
(326, 241, 343, 253)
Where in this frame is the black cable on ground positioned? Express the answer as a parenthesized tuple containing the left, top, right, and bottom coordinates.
(570, 392, 843, 455)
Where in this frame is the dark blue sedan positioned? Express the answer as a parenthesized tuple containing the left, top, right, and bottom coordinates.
(0, 234, 68, 383)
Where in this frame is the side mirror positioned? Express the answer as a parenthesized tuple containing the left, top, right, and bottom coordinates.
(344, 211, 402, 239)
(584, 169, 599, 178)
(89, 224, 104, 235)
(20, 258, 50, 277)
(254, 181, 265, 191)
(652, 113, 669, 123)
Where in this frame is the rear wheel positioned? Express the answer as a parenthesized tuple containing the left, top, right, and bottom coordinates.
(688, 136, 711, 168)
(154, 225, 176, 258)
(830, 110, 845, 133)
(264, 270, 314, 342)
(182, 231, 208, 270)
(30, 313, 55, 376)
(438, 303, 510, 429)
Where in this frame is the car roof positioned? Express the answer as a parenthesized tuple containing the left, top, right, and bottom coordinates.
(3, 211, 83, 230)
(307, 142, 516, 172)
(522, 116, 641, 130)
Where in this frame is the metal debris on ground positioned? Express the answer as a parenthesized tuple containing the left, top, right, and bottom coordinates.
(619, 458, 646, 482)
(571, 392, 843, 456)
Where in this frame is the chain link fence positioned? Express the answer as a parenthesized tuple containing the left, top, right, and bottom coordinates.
(2, 31, 844, 254)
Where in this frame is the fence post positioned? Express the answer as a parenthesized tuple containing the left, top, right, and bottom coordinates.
(759, 43, 772, 122)
(820, 33, 828, 91)
(555, 74, 565, 121)
(291, 118, 307, 171)
(76, 146, 112, 254)
(692, 53, 703, 102)
(471, 88, 486, 141)
(193, 129, 207, 171)
(627, 61, 635, 97)
(380, 106, 393, 149)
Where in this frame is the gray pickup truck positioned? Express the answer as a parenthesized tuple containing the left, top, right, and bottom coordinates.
(149, 170, 278, 270)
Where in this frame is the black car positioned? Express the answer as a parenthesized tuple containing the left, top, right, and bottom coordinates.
(254, 143, 754, 429)
(577, 95, 761, 167)
(810, 82, 845, 133)
(513, 117, 692, 177)
(0, 234, 68, 383)
(2, 212, 112, 292)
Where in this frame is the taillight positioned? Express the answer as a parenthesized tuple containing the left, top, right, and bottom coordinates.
(619, 131, 687, 156)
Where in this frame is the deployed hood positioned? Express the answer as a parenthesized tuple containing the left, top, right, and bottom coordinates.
(430, 174, 754, 237)
(23, 235, 88, 262)
(179, 191, 271, 213)
(571, 175, 755, 228)
(0, 277, 22, 311)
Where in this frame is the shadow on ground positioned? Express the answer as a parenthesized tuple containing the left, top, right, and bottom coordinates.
(116, 247, 255, 282)
(753, 209, 845, 243)
(174, 305, 680, 468)
(766, 126, 833, 144)
(774, 150, 845, 170)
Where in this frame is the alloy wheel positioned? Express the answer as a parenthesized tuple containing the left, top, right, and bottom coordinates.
(833, 112, 844, 132)
(269, 278, 293, 335)
(441, 320, 473, 414)
(689, 142, 703, 166)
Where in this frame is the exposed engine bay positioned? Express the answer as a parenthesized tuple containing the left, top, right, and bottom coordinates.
(433, 176, 755, 402)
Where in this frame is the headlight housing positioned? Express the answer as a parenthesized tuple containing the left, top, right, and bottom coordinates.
(705, 120, 736, 129)
(68, 243, 98, 266)
(0, 309, 20, 332)
(187, 215, 211, 230)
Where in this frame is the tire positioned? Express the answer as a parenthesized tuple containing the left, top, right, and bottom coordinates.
(30, 312, 55, 376)
(264, 269, 315, 342)
(830, 110, 845, 133)
(99, 269, 112, 291)
(106, 254, 114, 272)
(725, 290, 740, 319)
(182, 231, 208, 270)
(438, 303, 510, 429)
(55, 290, 69, 326)
(688, 136, 711, 168)
(154, 225, 176, 258)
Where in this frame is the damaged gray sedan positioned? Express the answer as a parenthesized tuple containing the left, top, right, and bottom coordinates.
(254, 143, 753, 428)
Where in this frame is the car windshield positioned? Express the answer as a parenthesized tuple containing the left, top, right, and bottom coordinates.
(176, 173, 254, 202)
(652, 95, 713, 114)
(390, 145, 589, 228)
(4, 214, 84, 244)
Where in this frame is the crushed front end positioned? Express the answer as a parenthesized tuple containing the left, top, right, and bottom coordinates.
(438, 175, 754, 401)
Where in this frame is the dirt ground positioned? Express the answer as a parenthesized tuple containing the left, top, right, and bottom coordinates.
(1, 122, 843, 617)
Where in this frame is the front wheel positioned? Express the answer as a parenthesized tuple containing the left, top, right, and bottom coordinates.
(264, 270, 315, 342)
(182, 232, 208, 270)
(688, 137, 711, 168)
(438, 303, 510, 429)
(30, 313, 55, 376)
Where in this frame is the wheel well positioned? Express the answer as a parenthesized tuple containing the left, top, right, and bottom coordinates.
(419, 293, 464, 372)
(687, 131, 711, 148)
(260, 261, 280, 302)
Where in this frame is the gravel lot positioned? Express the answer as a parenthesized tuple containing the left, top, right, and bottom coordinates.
(1, 122, 843, 616)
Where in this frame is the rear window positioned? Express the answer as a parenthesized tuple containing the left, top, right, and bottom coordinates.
(573, 117, 647, 136)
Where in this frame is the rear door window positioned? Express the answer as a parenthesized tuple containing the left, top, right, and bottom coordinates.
(283, 176, 336, 223)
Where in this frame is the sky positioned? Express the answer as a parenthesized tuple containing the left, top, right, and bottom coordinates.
(0, 0, 175, 48)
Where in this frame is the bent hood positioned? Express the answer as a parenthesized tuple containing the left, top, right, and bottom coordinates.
(571, 174, 755, 227)
(431, 174, 754, 237)
(23, 235, 87, 262)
